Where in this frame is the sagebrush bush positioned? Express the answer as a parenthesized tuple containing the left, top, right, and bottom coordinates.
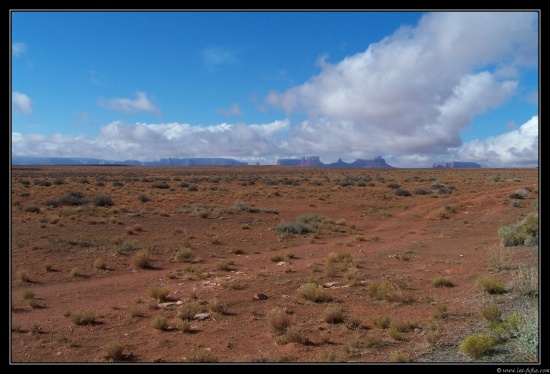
(102, 341, 125, 361)
(69, 310, 96, 325)
(133, 249, 151, 269)
(178, 301, 202, 321)
(372, 315, 391, 329)
(498, 212, 538, 247)
(268, 307, 292, 335)
(460, 333, 497, 359)
(175, 247, 195, 263)
(477, 276, 507, 294)
(324, 303, 345, 324)
(148, 286, 170, 302)
(297, 283, 333, 303)
(151, 315, 168, 330)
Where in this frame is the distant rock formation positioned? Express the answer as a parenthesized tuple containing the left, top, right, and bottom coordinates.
(277, 156, 393, 168)
(433, 161, 481, 168)
(149, 158, 248, 166)
(11, 156, 248, 166)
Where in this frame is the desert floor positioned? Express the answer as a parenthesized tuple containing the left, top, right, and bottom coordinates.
(10, 166, 540, 365)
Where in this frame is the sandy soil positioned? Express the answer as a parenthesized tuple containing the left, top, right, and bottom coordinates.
(10, 166, 540, 365)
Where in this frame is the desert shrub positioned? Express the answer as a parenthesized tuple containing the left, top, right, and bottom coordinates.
(364, 332, 386, 349)
(185, 348, 218, 363)
(176, 320, 192, 333)
(221, 279, 244, 290)
(372, 315, 391, 329)
(69, 267, 81, 277)
(175, 247, 195, 263)
(394, 188, 411, 196)
(267, 307, 292, 335)
(297, 283, 333, 303)
(187, 185, 198, 191)
(151, 181, 170, 189)
(197, 210, 209, 218)
(324, 303, 346, 324)
(138, 194, 150, 202)
(432, 304, 449, 320)
(23, 205, 41, 213)
(283, 327, 307, 344)
(413, 187, 430, 195)
(509, 189, 529, 199)
(178, 301, 202, 321)
(270, 254, 285, 262)
(345, 316, 362, 330)
(21, 289, 35, 300)
(513, 264, 538, 297)
(15, 270, 30, 282)
(69, 310, 96, 325)
(498, 212, 538, 247)
(460, 333, 497, 359)
(208, 297, 227, 314)
(477, 276, 507, 294)
(513, 307, 539, 361)
(275, 220, 315, 234)
(387, 326, 403, 340)
(487, 245, 512, 271)
(34, 179, 52, 187)
(133, 249, 151, 269)
(93, 195, 114, 207)
(480, 305, 502, 323)
(426, 330, 441, 346)
(215, 259, 233, 271)
(102, 341, 125, 361)
(387, 183, 401, 189)
(148, 286, 170, 302)
(431, 276, 455, 287)
(151, 315, 168, 330)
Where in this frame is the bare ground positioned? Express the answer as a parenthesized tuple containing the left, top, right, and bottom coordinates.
(10, 166, 540, 365)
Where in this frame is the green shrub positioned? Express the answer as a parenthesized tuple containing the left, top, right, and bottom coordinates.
(498, 212, 538, 247)
(477, 276, 507, 294)
(460, 333, 497, 359)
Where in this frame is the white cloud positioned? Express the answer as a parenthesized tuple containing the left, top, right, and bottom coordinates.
(12, 120, 290, 161)
(266, 12, 538, 165)
(12, 42, 26, 57)
(12, 92, 33, 115)
(98, 91, 160, 115)
(217, 103, 242, 116)
(202, 46, 238, 71)
(450, 116, 539, 167)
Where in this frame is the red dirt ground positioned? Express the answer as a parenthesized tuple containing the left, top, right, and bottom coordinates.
(10, 166, 540, 365)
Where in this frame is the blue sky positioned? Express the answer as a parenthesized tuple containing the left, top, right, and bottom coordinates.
(11, 10, 539, 167)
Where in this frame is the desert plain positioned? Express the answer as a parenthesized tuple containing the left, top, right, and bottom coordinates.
(10, 165, 540, 364)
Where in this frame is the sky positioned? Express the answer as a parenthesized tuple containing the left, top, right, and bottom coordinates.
(10, 10, 539, 168)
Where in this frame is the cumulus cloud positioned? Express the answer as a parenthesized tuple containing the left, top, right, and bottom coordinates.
(266, 12, 538, 165)
(12, 42, 26, 57)
(98, 91, 160, 115)
(12, 120, 290, 162)
(450, 115, 539, 167)
(217, 103, 242, 117)
(12, 91, 33, 115)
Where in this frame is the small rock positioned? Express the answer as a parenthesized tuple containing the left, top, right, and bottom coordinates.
(254, 293, 268, 301)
